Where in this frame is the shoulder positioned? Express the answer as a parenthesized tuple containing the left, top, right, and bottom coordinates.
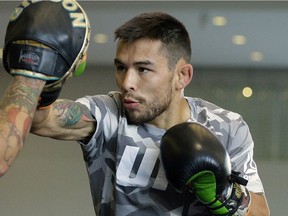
(186, 96, 251, 144)
(187, 97, 243, 122)
(76, 91, 123, 110)
(75, 91, 126, 127)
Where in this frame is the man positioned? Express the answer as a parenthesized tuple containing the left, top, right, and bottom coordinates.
(0, 0, 269, 215)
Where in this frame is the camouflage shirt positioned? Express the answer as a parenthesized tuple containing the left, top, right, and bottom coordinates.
(77, 91, 264, 216)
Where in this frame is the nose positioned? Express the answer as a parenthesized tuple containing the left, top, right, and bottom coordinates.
(117, 70, 138, 92)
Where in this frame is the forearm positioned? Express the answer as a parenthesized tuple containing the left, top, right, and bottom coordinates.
(0, 76, 45, 176)
(247, 192, 270, 216)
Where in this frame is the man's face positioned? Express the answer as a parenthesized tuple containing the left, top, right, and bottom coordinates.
(114, 39, 177, 125)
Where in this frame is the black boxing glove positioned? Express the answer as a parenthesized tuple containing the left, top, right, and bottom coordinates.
(160, 122, 251, 216)
(3, 0, 90, 108)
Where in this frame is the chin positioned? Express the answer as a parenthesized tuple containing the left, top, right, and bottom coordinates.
(126, 112, 148, 125)
(127, 116, 144, 125)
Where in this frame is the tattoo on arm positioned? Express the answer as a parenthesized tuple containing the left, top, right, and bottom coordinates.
(1, 77, 43, 135)
(52, 100, 95, 127)
(0, 122, 22, 169)
(0, 77, 44, 173)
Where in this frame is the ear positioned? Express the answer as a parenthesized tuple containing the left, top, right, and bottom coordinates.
(176, 63, 193, 90)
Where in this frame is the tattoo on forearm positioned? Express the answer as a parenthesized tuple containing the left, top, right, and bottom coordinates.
(1, 78, 42, 118)
(0, 77, 44, 173)
(0, 122, 22, 169)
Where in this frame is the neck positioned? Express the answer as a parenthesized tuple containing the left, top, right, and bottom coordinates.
(148, 97, 191, 130)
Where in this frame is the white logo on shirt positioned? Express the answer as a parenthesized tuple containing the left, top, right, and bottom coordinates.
(116, 145, 168, 190)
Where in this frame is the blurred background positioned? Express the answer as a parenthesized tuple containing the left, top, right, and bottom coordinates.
(0, 0, 287, 215)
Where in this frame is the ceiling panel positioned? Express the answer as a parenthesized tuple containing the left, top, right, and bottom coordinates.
(0, 1, 287, 69)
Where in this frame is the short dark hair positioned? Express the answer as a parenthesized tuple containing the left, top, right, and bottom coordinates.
(114, 12, 191, 69)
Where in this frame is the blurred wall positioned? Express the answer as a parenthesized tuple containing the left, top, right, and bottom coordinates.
(0, 65, 286, 215)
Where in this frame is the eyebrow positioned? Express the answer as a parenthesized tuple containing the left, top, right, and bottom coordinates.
(114, 58, 123, 66)
(114, 58, 154, 67)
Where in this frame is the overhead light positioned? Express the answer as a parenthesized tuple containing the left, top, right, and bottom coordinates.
(250, 52, 263, 62)
(94, 34, 108, 44)
(212, 16, 227, 26)
(242, 87, 253, 98)
(232, 35, 246, 45)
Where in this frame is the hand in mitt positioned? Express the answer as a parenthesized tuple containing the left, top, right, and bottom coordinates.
(3, 0, 91, 107)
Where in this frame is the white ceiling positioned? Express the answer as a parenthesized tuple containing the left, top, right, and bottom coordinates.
(0, 1, 288, 69)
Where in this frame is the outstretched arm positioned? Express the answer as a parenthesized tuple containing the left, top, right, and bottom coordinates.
(0, 76, 45, 176)
(0, 0, 91, 176)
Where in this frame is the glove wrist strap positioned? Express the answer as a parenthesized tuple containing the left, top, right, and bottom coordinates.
(207, 171, 251, 216)
(6, 43, 68, 78)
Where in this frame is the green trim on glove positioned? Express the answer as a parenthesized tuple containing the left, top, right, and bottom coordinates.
(187, 170, 230, 215)
(74, 59, 87, 77)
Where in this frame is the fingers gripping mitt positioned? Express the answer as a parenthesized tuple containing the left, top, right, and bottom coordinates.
(3, 0, 91, 92)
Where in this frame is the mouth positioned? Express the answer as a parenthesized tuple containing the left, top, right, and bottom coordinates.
(123, 98, 140, 110)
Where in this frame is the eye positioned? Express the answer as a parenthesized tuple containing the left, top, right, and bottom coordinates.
(138, 67, 150, 74)
(115, 65, 126, 73)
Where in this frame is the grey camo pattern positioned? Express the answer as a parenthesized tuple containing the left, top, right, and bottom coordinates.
(76, 92, 264, 216)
